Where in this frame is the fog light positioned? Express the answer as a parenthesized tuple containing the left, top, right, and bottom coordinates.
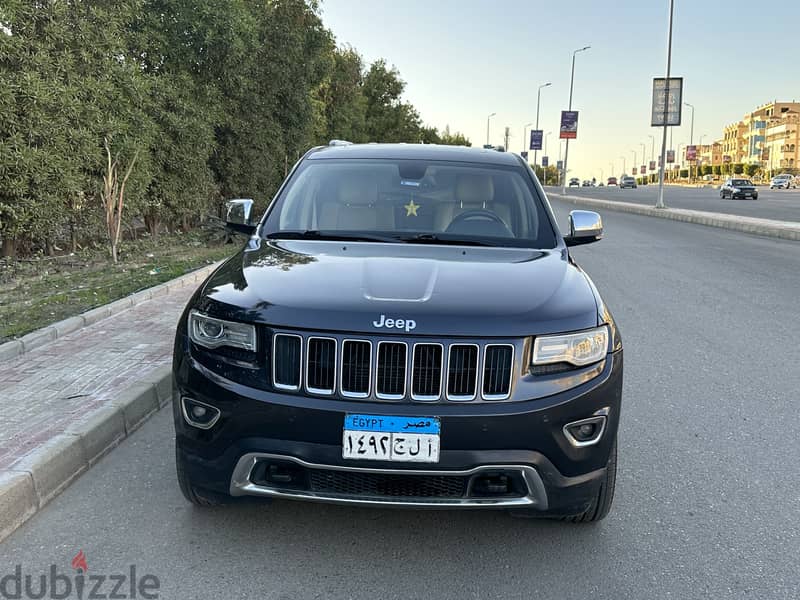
(563, 413, 607, 448)
(181, 397, 221, 430)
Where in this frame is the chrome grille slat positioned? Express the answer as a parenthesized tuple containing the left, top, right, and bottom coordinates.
(447, 344, 479, 401)
(376, 342, 407, 399)
(306, 337, 336, 394)
(482, 344, 514, 400)
(271, 333, 514, 402)
(273, 334, 302, 391)
(341, 340, 372, 398)
(411, 343, 443, 401)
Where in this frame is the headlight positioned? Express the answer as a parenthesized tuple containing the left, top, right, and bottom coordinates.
(532, 325, 608, 367)
(732, 187, 740, 193)
(189, 310, 256, 351)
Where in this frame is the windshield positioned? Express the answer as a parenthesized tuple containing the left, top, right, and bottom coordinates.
(261, 158, 558, 248)
(731, 179, 752, 186)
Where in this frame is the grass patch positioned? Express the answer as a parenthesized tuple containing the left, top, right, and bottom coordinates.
(0, 229, 237, 342)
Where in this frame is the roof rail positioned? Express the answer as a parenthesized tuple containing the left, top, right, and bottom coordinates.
(328, 139, 353, 146)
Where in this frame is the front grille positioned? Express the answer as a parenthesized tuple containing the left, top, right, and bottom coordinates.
(306, 337, 336, 394)
(376, 342, 407, 399)
(341, 340, 371, 397)
(412, 344, 443, 400)
(273, 334, 301, 390)
(270, 332, 515, 402)
(447, 345, 478, 400)
(309, 470, 467, 499)
(482, 345, 514, 399)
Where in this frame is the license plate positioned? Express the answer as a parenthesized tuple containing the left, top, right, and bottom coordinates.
(342, 414, 440, 463)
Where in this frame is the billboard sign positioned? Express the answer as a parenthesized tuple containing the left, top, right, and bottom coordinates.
(556, 160, 564, 170)
(667, 150, 675, 163)
(529, 130, 543, 150)
(559, 111, 579, 139)
(649, 160, 656, 171)
(542, 156, 549, 167)
(686, 145, 697, 161)
(651, 77, 683, 126)
(633, 167, 638, 175)
(641, 165, 646, 175)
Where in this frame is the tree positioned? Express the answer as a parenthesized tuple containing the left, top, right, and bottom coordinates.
(101, 138, 139, 263)
(439, 125, 471, 146)
(713, 165, 722, 176)
(733, 163, 745, 175)
(321, 46, 367, 143)
(744, 163, 758, 177)
(363, 60, 421, 142)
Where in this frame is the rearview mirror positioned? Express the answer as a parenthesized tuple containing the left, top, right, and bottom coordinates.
(225, 198, 256, 235)
(564, 210, 603, 246)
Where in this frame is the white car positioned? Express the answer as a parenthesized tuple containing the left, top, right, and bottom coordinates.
(770, 174, 797, 189)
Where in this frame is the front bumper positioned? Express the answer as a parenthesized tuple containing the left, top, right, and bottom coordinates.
(173, 344, 623, 515)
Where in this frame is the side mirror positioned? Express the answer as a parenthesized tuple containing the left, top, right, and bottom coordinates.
(225, 198, 256, 235)
(564, 210, 603, 247)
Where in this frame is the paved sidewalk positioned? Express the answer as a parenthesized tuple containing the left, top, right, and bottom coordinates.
(0, 288, 191, 470)
(0, 265, 217, 540)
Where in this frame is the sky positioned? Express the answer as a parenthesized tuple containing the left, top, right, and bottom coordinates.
(320, 0, 800, 180)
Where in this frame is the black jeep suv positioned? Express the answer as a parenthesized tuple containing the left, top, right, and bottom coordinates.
(173, 143, 623, 522)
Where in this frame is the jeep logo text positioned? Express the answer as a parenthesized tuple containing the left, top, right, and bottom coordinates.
(373, 314, 416, 332)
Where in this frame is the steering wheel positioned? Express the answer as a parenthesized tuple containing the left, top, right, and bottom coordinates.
(445, 209, 513, 236)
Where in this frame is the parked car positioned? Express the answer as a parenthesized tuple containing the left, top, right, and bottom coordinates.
(581, 180, 592, 187)
(173, 142, 623, 522)
(770, 174, 796, 189)
(619, 176, 637, 189)
(606, 177, 618, 186)
(568, 177, 581, 187)
(720, 178, 758, 199)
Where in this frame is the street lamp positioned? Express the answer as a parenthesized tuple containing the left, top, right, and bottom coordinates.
(534, 82, 551, 167)
(619, 155, 626, 175)
(561, 46, 591, 194)
(698, 134, 707, 177)
(684, 101, 695, 181)
(640, 143, 647, 174)
(486, 112, 496, 146)
(648, 134, 656, 162)
(631, 150, 637, 176)
(610, 162, 614, 179)
(522, 122, 533, 154)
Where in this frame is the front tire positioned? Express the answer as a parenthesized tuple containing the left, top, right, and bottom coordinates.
(176, 442, 228, 506)
(563, 437, 617, 523)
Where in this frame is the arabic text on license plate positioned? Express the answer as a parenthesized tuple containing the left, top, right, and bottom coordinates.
(342, 414, 440, 463)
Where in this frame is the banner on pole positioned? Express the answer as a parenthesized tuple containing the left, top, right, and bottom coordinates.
(529, 130, 543, 150)
(666, 150, 675, 163)
(542, 156, 549, 167)
(559, 111, 579, 139)
(651, 77, 683, 126)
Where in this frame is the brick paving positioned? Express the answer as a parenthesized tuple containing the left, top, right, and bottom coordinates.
(0, 287, 195, 469)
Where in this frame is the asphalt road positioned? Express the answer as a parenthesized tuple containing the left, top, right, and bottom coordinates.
(2, 204, 800, 599)
(545, 183, 800, 222)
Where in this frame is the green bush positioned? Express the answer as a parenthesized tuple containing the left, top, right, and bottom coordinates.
(680, 169, 689, 178)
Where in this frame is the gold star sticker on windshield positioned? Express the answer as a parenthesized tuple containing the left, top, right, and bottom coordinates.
(404, 200, 420, 216)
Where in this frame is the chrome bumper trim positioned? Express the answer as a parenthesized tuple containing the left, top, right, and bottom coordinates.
(229, 452, 549, 509)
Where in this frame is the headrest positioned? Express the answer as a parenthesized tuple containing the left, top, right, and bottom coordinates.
(455, 174, 494, 207)
(337, 177, 378, 206)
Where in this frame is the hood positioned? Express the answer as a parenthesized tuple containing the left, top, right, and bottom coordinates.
(197, 240, 599, 337)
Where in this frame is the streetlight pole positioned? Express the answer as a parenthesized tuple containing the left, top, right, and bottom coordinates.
(619, 155, 626, 175)
(486, 112, 496, 146)
(684, 101, 695, 182)
(610, 162, 614, 181)
(641, 143, 647, 177)
(561, 46, 590, 194)
(543, 131, 552, 185)
(631, 150, 637, 177)
(522, 122, 533, 155)
(534, 82, 551, 168)
(698, 134, 707, 177)
(655, 0, 675, 208)
(648, 134, 655, 178)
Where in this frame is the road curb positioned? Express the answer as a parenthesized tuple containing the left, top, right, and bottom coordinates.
(554, 194, 800, 241)
(0, 365, 173, 543)
(0, 262, 220, 361)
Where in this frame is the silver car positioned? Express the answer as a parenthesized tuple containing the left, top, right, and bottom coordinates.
(770, 174, 796, 189)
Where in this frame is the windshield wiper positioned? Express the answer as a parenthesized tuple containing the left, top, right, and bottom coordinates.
(397, 233, 497, 247)
(266, 230, 400, 243)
